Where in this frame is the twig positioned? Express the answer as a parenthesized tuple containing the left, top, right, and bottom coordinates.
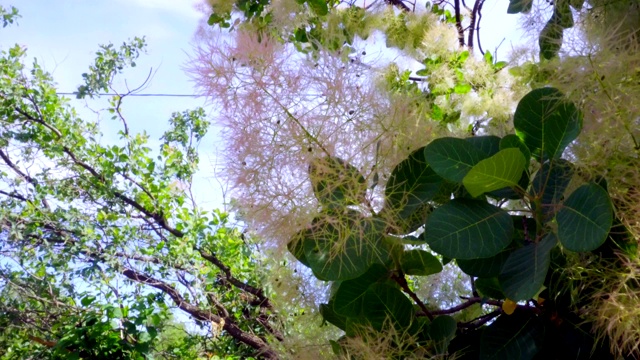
(392, 272, 433, 321)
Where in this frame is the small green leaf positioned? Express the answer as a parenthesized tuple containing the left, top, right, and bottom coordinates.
(307, 0, 329, 15)
(400, 250, 443, 276)
(484, 51, 494, 64)
(514, 88, 582, 159)
(454, 83, 472, 94)
(463, 148, 527, 197)
(424, 137, 486, 183)
(499, 234, 557, 301)
(425, 199, 513, 259)
(81, 295, 96, 306)
(294, 28, 308, 43)
(557, 183, 613, 252)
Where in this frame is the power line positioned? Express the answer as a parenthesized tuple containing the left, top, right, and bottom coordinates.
(56, 92, 203, 98)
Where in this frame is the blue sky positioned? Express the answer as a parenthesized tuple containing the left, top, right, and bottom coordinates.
(0, 0, 227, 209)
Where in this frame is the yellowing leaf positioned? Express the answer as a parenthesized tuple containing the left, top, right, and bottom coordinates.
(502, 299, 517, 315)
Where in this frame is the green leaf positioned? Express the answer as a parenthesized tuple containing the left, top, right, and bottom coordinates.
(307, 0, 329, 15)
(539, 20, 563, 60)
(457, 249, 512, 277)
(557, 183, 613, 252)
(484, 51, 493, 65)
(428, 315, 457, 340)
(416, 68, 429, 76)
(287, 235, 311, 267)
(513, 88, 582, 159)
(363, 283, 414, 330)
(309, 156, 367, 207)
(384, 146, 445, 233)
(424, 137, 486, 183)
(424, 199, 514, 259)
(552, 0, 574, 28)
(480, 311, 543, 360)
(489, 137, 531, 199)
(428, 315, 457, 354)
(301, 213, 388, 280)
(569, 0, 585, 10)
(320, 302, 348, 331)
(463, 148, 527, 197)
(333, 264, 389, 317)
(499, 234, 557, 301)
(530, 159, 573, 220)
(294, 28, 308, 43)
(400, 249, 443, 276)
(454, 83, 472, 94)
(499, 134, 531, 162)
(81, 295, 96, 306)
(475, 277, 506, 299)
(507, 0, 533, 13)
(466, 135, 502, 157)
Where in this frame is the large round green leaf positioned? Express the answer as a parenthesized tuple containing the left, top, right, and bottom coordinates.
(424, 137, 486, 183)
(513, 88, 582, 159)
(499, 134, 531, 162)
(384, 146, 445, 233)
(333, 264, 389, 317)
(362, 283, 414, 330)
(319, 301, 348, 331)
(400, 249, 443, 276)
(475, 277, 506, 300)
(499, 234, 557, 301)
(466, 135, 502, 157)
(457, 249, 512, 277)
(463, 148, 527, 197)
(299, 212, 388, 281)
(428, 315, 457, 354)
(424, 199, 514, 259)
(557, 183, 613, 252)
(309, 156, 367, 208)
(530, 159, 573, 220)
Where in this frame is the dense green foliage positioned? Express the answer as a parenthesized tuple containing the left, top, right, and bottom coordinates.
(288, 86, 634, 358)
(0, 7, 299, 358)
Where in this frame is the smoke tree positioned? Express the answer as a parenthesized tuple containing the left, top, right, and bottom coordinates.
(190, 0, 640, 358)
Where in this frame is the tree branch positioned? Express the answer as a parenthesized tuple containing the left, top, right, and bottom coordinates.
(392, 272, 433, 321)
(121, 268, 278, 359)
(198, 248, 273, 310)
